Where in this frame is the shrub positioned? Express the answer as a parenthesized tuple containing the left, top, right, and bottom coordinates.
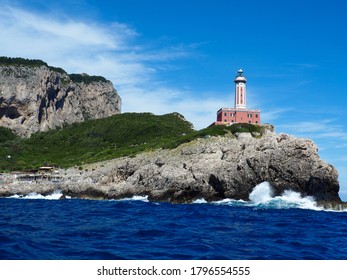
(69, 73, 108, 84)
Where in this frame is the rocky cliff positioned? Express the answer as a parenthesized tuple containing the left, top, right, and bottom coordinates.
(73, 132, 340, 203)
(1, 130, 341, 204)
(0, 58, 121, 137)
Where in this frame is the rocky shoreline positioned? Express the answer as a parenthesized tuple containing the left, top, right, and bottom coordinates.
(0, 129, 343, 208)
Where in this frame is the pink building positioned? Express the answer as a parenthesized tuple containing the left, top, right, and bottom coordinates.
(213, 69, 261, 125)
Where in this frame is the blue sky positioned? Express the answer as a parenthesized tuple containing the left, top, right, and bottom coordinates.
(1, 0, 347, 200)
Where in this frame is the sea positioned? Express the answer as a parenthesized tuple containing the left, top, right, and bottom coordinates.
(1, 182, 347, 260)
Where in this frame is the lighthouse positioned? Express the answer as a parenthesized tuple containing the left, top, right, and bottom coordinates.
(234, 69, 247, 109)
(213, 69, 261, 125)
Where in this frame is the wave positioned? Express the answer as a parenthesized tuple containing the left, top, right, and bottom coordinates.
(5, 182, 333, 211)
(249, 181, 274, 203)
(192, 182, 323, 210)
(118, 195, 149, 202)
(217, 182, 322, 210)
(117, 188, 317, 211)
(9, 190, 68, 200)
(8, 192, 149, 202)
(250, 181, 321, 210)
(192, 198, 208, 204)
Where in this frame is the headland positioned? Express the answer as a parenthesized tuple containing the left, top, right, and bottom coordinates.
(1, 124, 343, 209)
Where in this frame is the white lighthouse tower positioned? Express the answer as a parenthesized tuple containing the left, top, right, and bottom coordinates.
(234, 69, 247, 110)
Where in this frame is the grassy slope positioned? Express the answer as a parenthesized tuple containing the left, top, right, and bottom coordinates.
(0, 112, 264, 171)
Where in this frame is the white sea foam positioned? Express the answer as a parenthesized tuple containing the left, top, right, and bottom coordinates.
(249, 181, 274, 204)
(277, 189, 319, 210)
(118, 195, 149, 202)
(248, 181, 321, 210)
(206, 182, 323, 210)
(192, 198, 208, 204)
(212, 198, 247, 206)
(9, 190, 68, 200)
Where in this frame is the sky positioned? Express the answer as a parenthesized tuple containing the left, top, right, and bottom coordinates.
(0, 0, 347, 200)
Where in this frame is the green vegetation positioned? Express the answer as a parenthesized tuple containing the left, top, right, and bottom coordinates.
(166, 122, 265, 148)
(0, 127, 18, 143)
(0, 113, 191, 171)
(0, 56, 48, 67)
(48, 66, 66, 75)
(0, 113, 264, 172)
(69, 73, 108, 84)
(0, 56, 66, 74)
(0, 56, 108, 83)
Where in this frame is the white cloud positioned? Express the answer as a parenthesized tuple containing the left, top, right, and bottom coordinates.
(0, 9, 119, 60)
(120, 86, 225, 129)
(0, 5, 187, 72)
(261, 108, 293, 124)
(279, 119, 347, 140)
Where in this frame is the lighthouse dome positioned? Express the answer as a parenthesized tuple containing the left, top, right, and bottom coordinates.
(234, 69, 247, 83)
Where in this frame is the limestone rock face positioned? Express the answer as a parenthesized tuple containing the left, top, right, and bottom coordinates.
(0, 65, 121, 137)
(61, 132, 340, 203)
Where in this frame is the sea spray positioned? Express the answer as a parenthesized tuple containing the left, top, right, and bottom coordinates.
(9, 190, 66, 200)
(193, 198, 208, 204)
(118, 195, 149, 202)
(273, 190, 319, 210)
(248, 181, 320, 210)
(249, 181, 274, 204)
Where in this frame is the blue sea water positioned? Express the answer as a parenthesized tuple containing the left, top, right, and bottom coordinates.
(1, 182, 347, 260)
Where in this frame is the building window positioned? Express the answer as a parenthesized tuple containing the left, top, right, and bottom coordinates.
(256, 121, 258, 124)
(224, 113, 227, 116)
(224, 119, 227, 122)
(255, 114, 258, 118)
(248, 121, 251, 124)
(248, 114, 252, 118)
